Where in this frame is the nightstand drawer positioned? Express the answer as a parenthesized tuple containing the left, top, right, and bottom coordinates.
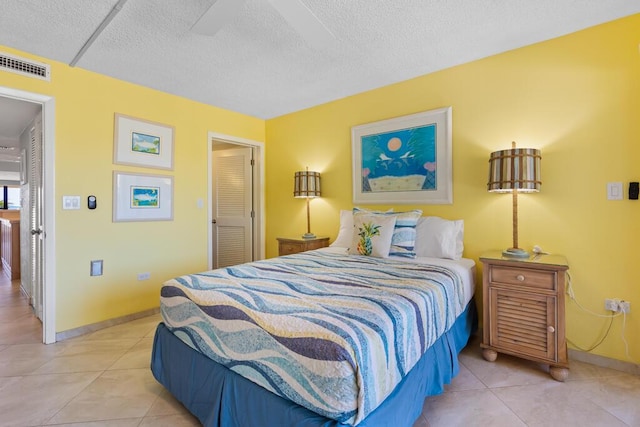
(277, 237, 330, 256)
(279, 243, 302, 255)
(304, 240, 328, 250)
(489, 265, 556, 290)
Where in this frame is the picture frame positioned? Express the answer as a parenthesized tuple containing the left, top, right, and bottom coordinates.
(113, 171, 174, 222)
(351, 106, 452, 204)
(113, 113, 174, 170)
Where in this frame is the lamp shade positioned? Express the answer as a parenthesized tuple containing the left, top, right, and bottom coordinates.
(487, 148, 541, 193)
(294, 170, 321, 198)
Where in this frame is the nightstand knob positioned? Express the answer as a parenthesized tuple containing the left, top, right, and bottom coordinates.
(547, 326, 555, 333)
(516, 274, 525, 282)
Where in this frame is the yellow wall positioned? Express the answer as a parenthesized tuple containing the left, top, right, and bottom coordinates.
(0, 46, 265, 332)
(266, 15, 640, 363)
(2, 14, 638, 363)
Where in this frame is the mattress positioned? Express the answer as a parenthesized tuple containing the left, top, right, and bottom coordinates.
(160, 250, 475, 425)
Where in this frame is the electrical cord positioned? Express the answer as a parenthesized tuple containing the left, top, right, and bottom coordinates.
(566, 271, 621, 319)
(620, 312, 638, 363)
(565, 270, 622, 353)
(566, 314, 613, 352)
(535, 249, 637, 361)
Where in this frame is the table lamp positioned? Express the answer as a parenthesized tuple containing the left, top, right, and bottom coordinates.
(294, 167, 321, 239)
(487, 141, 541, 258)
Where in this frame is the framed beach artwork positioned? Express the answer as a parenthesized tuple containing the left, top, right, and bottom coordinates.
(113, 171, 174, 222)
(113, 113, 174, 170)
(351, 106, 452, 204)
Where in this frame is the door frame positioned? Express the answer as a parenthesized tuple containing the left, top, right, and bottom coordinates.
(0, 86, 56, 344)
(207, 132, 265, 269)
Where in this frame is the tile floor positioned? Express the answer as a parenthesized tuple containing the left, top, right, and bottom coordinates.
(1, 275, 638, 427)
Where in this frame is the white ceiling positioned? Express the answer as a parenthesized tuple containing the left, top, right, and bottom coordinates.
(0, 97, 40, 162)
(0, 0, 639, 122)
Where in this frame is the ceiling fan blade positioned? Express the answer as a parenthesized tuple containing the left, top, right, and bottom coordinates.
(266, 0, 335, 49)
(192, 0, 248, 36)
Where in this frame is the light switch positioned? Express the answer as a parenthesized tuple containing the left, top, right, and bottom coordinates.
(62, 195, 81, 210)
(607, 182, 623, 200)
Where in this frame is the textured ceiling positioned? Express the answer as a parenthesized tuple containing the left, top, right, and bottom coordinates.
(1, 0, 639, 120)
(0, 97, 40, 142)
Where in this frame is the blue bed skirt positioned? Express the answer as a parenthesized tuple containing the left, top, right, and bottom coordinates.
(151, 299, 477, 427)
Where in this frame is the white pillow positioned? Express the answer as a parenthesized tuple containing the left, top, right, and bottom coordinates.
(330, 210, 355, 248)
(349, 213, 397, 258)
(414, 216, 464, 260)
(330, 208, 393, 248)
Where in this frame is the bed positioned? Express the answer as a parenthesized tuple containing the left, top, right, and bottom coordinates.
(151, 213, 477, 427)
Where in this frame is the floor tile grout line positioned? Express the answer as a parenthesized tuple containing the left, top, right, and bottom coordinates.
(103, 335, 150, 371)
(455, 358, 489, 391)
(40, 368, 161, 426)
(487, 387, 531, 426)
(39, 369, 106, 426)
(142, 386, 167, 421)
(575, 387, 634, 427)
(484, 377, 634, 426)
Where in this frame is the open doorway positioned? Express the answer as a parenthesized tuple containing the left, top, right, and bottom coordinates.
(0, 86, 56, 344)
(208, 132, 264, 270)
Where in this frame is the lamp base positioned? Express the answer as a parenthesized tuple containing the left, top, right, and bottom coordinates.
(302, 233, 317, 239)
(502, 247, 530, 259)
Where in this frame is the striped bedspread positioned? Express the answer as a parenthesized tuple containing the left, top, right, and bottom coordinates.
(160, 250, 466, 425)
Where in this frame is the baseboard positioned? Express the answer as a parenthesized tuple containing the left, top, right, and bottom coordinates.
(19, 283, 30, 300)
(568, 348, 640, 376)
(56, 307, 161, 342)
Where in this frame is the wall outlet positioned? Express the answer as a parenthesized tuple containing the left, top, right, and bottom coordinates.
(605, 298, 631, 313)
(605, 298, 619, 311)
(619, 300, 631, 314)
(137, 272, 151, 281)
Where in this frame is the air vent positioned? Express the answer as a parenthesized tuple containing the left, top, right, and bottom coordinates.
(0, 52, 50, 81)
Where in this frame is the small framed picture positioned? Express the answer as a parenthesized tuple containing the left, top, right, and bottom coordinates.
(113, 113, 174, 170)
(113, 171, 173, 222)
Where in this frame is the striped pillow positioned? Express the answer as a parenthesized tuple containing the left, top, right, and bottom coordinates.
(353, 208, 422, 258)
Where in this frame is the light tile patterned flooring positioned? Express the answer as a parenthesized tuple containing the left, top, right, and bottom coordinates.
(1, 275, 638, 426)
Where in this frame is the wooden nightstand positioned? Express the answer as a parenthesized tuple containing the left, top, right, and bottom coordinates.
(479, 251, 570, 381)
(277, 236, 330, 256)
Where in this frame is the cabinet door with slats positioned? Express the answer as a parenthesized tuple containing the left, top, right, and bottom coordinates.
(489, 288, 557, 361)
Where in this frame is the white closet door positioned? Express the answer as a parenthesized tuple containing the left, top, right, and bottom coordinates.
(212, 147, 253, 268)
